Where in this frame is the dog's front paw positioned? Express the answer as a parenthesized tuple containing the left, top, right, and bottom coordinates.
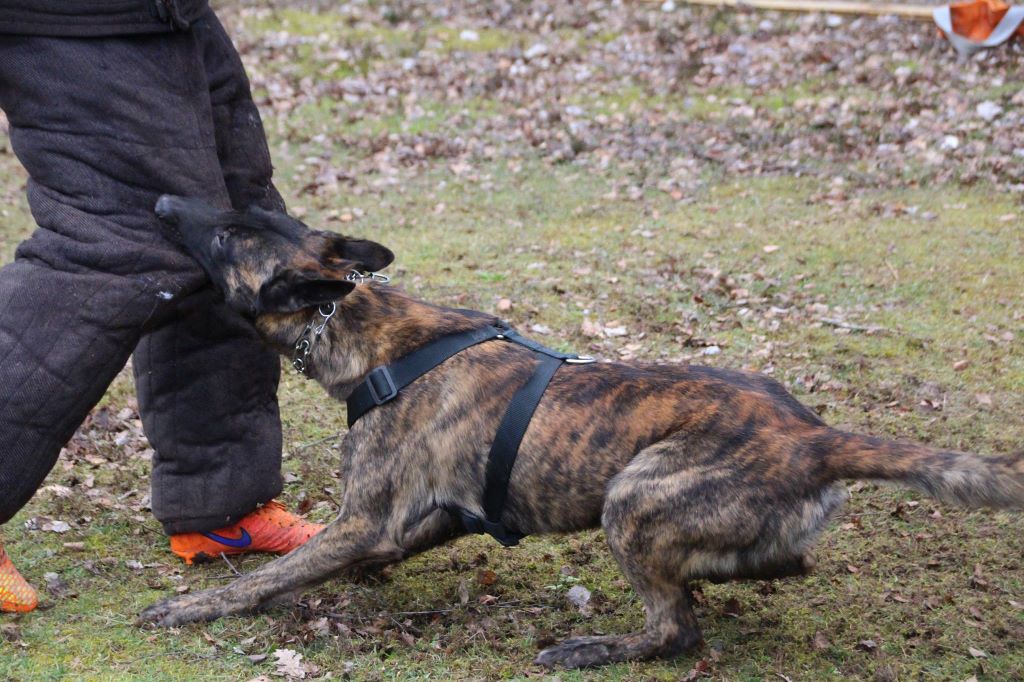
(137, 591, 222, 628)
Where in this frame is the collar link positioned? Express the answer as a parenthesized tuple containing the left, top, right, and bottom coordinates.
(292, 302, 337, 376)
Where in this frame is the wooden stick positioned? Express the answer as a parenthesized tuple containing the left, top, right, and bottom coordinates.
(672, 0, 936, 20)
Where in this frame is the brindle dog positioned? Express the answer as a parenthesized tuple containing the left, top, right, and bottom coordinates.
(140, 195, 1024, 669)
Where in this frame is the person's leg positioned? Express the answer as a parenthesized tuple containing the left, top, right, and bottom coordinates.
(0, 261, 158, 612)
(0, 263, 152, 526)
(0, 28, 230, 610)
(136, 10, 308, 538)
(0, 27, 232, 510)
(0, 25, 284, 609)
(134, 291, 285, 534)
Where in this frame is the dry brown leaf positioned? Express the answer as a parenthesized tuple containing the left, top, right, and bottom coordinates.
(272, 648, 305, 679)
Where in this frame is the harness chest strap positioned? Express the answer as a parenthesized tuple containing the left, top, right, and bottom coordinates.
(467, 348, 566, 546)
(345, 323, 594, 546)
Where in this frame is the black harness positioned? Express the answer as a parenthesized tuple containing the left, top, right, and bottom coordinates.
(346, 322, 595, 546)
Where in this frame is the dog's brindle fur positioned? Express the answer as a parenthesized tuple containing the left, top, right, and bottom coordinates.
(141, 196, 1024, 668)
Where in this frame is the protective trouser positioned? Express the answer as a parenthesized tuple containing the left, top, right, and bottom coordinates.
(0, 9, 285, 534)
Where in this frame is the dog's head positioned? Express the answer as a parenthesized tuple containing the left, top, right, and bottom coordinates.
(155, 195, 393, 319)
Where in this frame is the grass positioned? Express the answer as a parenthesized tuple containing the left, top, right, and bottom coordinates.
(288, 94, 502, 139)
(245, 8, 522, 55)
(3, 158, 1022, 680)
(2, 6, 1024, 682)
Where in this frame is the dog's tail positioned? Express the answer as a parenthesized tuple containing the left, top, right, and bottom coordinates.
(819, 429, 1024, 509)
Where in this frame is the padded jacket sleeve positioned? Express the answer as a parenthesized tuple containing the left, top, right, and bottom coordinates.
(0, 0, 209, 36)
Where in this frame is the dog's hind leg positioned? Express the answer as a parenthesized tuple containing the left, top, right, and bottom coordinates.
(536, 441, 704, 669)
(536, 434, 844, 669)
(535, 567, 702, 669)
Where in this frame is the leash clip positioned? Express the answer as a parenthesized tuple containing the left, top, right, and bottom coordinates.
(345, 271, 391, 284)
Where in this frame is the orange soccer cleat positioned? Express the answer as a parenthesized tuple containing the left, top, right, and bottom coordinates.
(169, 500, 324, 565)
(0, 542, 38, 613)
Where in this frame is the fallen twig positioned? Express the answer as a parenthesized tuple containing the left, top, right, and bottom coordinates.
(220, 553, 242, 577)
(291, 431, 345, 452)
(818, 317, 893, 335)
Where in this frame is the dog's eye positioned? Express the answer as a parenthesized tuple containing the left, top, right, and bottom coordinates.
(213, 232, 228, 249)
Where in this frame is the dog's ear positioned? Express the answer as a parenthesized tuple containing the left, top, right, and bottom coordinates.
(257, 268, 356, 314)
(324, 235, 394, 272)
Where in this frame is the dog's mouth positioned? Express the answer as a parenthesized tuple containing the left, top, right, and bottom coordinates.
(154, 195, 194, 245)
(153, 195, 231, 286)
(154, 194, 228, 267)
(156, 199, 187, 244)
(153, 194, 181, 223)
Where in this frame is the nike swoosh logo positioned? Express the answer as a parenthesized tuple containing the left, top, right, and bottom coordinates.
(201, 528, 252, 548)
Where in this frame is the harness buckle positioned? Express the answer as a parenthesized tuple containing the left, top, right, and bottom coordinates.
(366, 367, 399, 405)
